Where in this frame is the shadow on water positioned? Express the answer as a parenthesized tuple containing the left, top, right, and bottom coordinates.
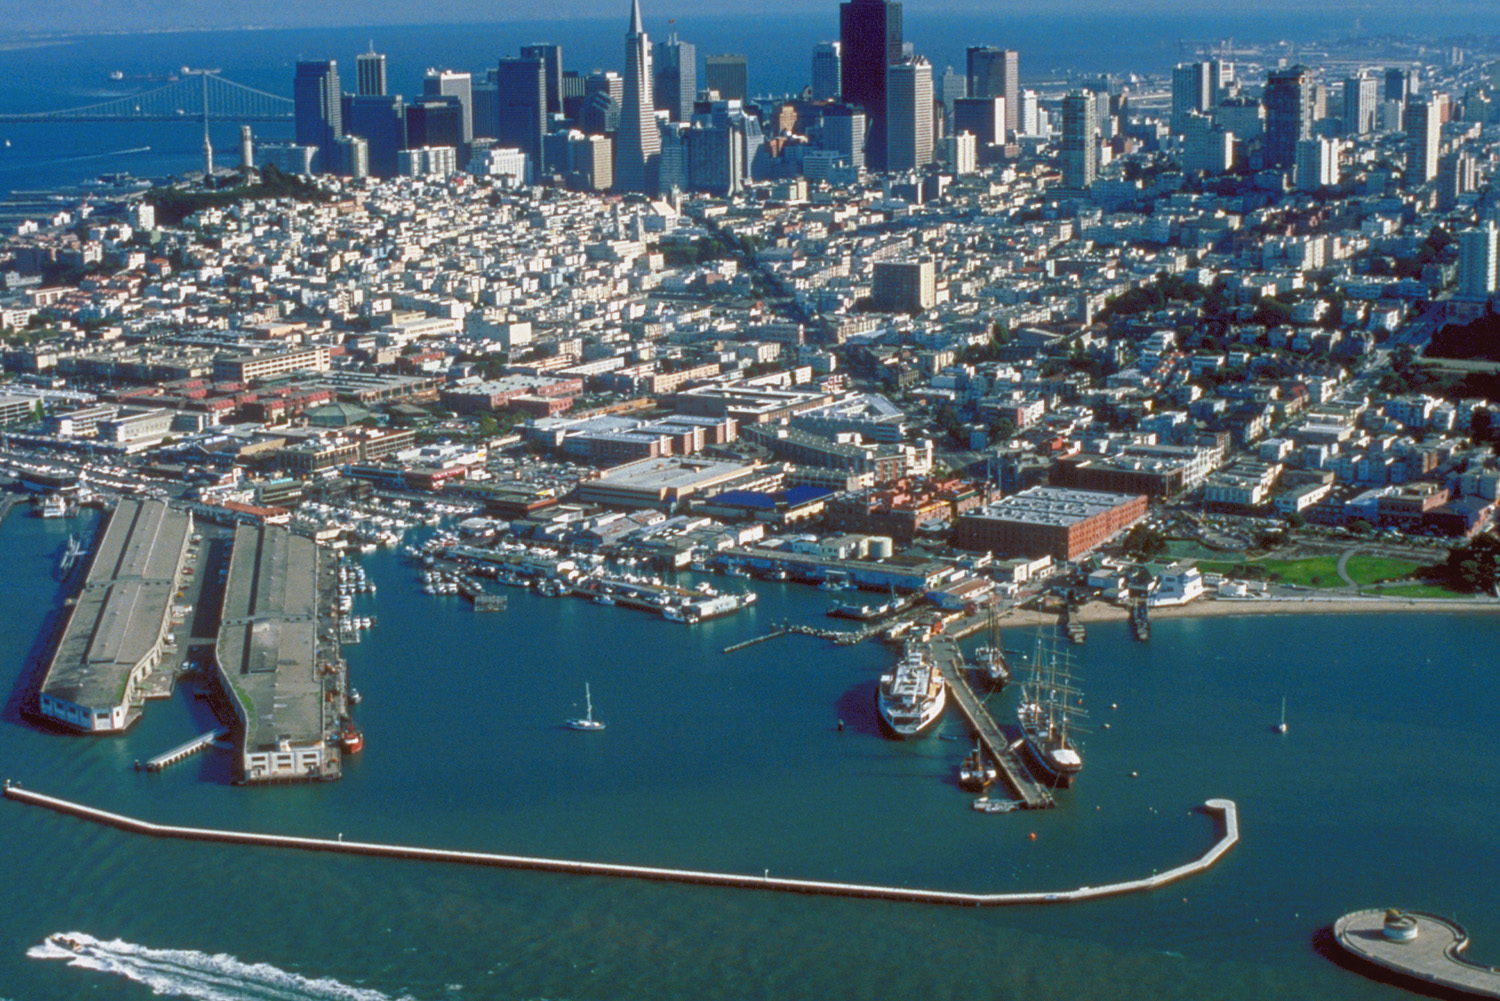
(2, 603, 68, 732)
(835, 680, 882, 737)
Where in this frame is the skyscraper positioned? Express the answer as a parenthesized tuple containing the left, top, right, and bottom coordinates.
(1263, 65, 1314, 169)
(406, 98, 464, 155)
(343, 94, 407, 178)
(885, 57, 932, 171)
(1060, 90, 1097, 190)
(1171, 62, 1212, 133)
(294, 61, 343, 171)
(356, 49, 387, 97)
(1458, 224, 1498, 297)
(821, 103, 866, 169)
(953, 96, 1004, 159)
(812, 42, 842, 103)
(654, 31, 696, 122)
(520, 44, 564, 117)
(705, 54, 748, 103)
(966, 47, 1018, 136)
(495, 57, 547, 176)
(1343, 73, 1377, 135)
(1295, 136, 1340, 190)
(1384, 67, 1410, 105)
(840, 0, 902, 171)
(615, 0, 660, 194)
(1405, 96, 1440, 183)
(423, 70, 474, 145)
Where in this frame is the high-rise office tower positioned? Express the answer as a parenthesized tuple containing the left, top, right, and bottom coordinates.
(293, 61, 343, 169)
(840, 0, 902, 171)
(1019, 90, 1039, 135)
(423, 69, 474, 145)
(820, 104, 867, 169)
(1405, 96, 1440, 183)
(1060, 90, 1097, 189)
(1384, 67, 1410, 105)
(406, 97, 464, 158)
(342, 94, 407, 177)
(615, 0, 660, 194)
(1295, 136, 1339, 190)
(1458, 224, 1498, 297)
(1209, 60, 1235, 104)
(1171, 62, 1213, 132)
(332, 135, 369, 179)
(495, 57, 547, 175)
(705, 54, 748, 103)
(585, 71, 624, 106)
(520, 44, 564, 117)
(953, 96, 1004, 159)
(966, 47, 1018, 136)
(885, 57, 932, 171)
(1263, 65, 1314, 168)
(356, 49, 387, 97)
(938, 65, 966, 121)
(812, 42, 842, 103)
(654, 31, 696, 122)
(1343, 74, 1378, 135)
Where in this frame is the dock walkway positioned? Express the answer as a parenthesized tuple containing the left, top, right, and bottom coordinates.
(1334, 909, 1500, 998)
(0, 493, 18, 529)
(931, 639, 1055, 810)
(139, 728, 228, 772)
(4, 783, 1237, 908)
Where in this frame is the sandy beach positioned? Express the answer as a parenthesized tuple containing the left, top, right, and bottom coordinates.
(983, 595, 1500, 633)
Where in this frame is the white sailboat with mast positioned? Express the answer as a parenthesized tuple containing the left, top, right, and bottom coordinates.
(566, 683, 606, 731)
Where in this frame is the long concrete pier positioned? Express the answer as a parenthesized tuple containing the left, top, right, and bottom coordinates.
(931, 638, 1055, 810)
(3, 783, 1238, 907)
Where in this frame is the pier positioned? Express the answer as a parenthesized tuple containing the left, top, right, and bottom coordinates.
(1334, 909, 1500, 998)
(0, 493, 17, 528)
(3, 783, 1238, 908)
(931, 638, 1055, 810)
(138, 728, 229, 772)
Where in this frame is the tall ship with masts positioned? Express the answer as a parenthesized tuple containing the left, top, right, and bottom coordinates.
(968, 603, 1010, 691)
(876, 640, 947, 738)
(1016, 631, 1086, 787)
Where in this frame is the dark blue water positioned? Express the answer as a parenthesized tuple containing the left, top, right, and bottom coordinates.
(2, 508, 1497, 999)
(0, 6, 1489, 195)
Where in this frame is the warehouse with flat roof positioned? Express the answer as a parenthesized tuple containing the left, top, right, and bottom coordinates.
(215, 524, 335, 783)
(38, 498, 192, 733)
(955, 486, 1147, 561)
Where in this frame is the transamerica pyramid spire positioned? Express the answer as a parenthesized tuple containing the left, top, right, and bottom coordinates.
(615, 0, 660, 194)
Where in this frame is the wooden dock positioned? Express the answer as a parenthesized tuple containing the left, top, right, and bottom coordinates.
(931, 639, 1054, 810)
(3, 782, 1238, 908)
(1334, 909, 1500, 998)
(138, 728, 228, 772)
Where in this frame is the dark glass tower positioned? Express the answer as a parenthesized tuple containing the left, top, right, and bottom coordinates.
(1264, 65, 1314, 169)
(654, 31, 697, 123)
(356, 50, 387, 97)
(495, 56, 548, 173)
(966, 47, 1018, 137)
(293, 61, 343, 170)
(839, 0, 902, 171)
(342, 94, 406, 178)
(520, 44, 564, 118)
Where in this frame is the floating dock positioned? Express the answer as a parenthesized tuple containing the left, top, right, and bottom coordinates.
(139, 727, 228, 772)
(931, 638, 1054, 810)
(3, 782, 1239, 908)
(1334, 909, 1500, 999)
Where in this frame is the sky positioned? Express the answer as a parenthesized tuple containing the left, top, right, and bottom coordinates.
(6, 0, 1489, 36)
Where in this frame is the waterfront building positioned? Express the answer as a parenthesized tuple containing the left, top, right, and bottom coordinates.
(216, 524, 334, 783)
(576, 455, 781, 511)
(1405, 96, 1440, 184)
(705, 54, 748, 103)
(954, 486, 1147, 561)
(1343, 73, 1378, 134)
(423, 69, 474, 145)
(885, 58, 933, 171)
(356, 48, 387, 97)
(654, 31, 696, 123)
(965, 46, 1018, 136)
(615, 0, 660, 195)
(1060, 90, 1098, 190)
(37, 498, 192, 733)
(1264, 65, 1314, 169)
(520, 43, 565, 117)
(293, 60, 343, 170)
(840, 0, 902, 171)
(495, 56, 548, 174)
(812, 42, 842, 103)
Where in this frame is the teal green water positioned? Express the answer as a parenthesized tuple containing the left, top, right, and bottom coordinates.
(1, 511, 1496, 1000)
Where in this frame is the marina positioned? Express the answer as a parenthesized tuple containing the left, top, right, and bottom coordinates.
(2, 783, 1240, 908)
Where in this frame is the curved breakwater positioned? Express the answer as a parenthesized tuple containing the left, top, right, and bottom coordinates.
(4, 783, 1238, 907)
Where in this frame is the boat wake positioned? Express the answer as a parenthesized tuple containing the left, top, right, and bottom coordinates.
(29, 932, 418, 1001)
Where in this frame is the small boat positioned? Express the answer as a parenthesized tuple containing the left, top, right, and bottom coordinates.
(971, 796, 1019, 814)
(48, 933, 87, 953)
(958, 742, 998, 791)
(349, 688, 362, 705)
(566, 683, 606, 731)
(1276, 697, 1288, 734)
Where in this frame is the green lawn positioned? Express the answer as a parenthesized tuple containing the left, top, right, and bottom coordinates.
(1253, 557, 1343, 587)
(1343, 556, 1426, 586)
(1195, 555, 1420, 589)
(1369, 583, 1469, 599)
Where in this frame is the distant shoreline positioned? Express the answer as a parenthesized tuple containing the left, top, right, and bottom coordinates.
(991, 596, 1500, 631)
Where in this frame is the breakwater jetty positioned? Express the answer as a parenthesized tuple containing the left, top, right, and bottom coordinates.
(3, 783, 1239, 907)
(1334, 909, 1500, 998)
